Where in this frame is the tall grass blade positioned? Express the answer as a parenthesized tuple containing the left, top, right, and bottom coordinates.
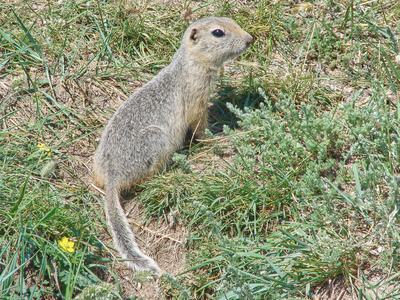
(12, 10, 46, 61)
(10, 173, 31, 215)
(33, 204, 59, 230)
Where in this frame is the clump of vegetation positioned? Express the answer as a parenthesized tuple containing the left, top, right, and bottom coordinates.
(1, 0, 400, 299)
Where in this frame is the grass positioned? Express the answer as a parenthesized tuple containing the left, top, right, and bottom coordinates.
(1, 0, 400, 299)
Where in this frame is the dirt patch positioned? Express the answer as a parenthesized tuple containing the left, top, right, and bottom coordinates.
(313, 269, 398, 300)
(101, 198, 188, 299)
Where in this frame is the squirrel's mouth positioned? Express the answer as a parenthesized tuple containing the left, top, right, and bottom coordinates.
(231, 44, 252, 57)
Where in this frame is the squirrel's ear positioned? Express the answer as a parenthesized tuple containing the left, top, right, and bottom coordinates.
(190, 28, 198, 42)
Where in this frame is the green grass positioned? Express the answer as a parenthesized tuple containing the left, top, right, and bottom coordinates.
(1, 0, 400, 299)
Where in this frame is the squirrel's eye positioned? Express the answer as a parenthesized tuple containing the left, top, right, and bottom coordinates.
(212, 29, 225, 37)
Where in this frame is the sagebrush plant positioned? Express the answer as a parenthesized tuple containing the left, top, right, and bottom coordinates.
(1, 0, 400, 299)
(159, 86, 400, 299)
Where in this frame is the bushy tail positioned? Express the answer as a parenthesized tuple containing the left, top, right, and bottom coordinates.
(104, 182, 161, 275)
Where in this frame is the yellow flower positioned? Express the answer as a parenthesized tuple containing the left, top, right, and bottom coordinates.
(58, 237, 75, 253)
(37, 143, 51, 152)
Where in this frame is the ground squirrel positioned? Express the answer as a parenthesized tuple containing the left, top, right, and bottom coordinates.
(93, 17, 253, 274)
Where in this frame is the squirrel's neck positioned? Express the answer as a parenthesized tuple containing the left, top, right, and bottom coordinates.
(172, 49, 220, 102)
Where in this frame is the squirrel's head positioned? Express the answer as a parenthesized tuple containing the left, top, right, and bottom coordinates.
(181, 17, 253, 67)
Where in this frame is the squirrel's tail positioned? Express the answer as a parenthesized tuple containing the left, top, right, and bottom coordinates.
(104, 182, 161, 275)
